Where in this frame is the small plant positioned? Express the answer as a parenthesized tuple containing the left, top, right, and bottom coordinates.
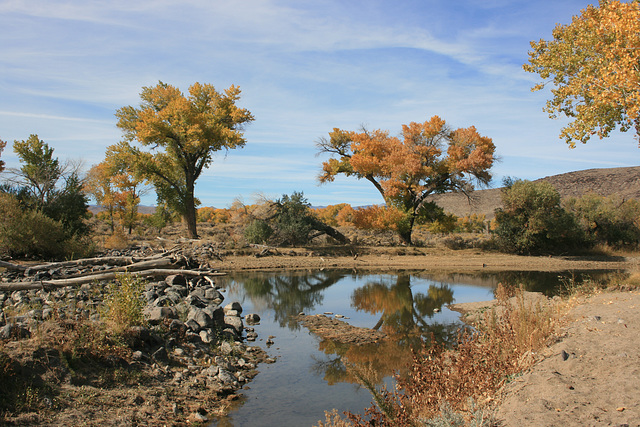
(243, 219, 273, 244)
(102, 274, 146, 335)
(338, 284, 560, 426)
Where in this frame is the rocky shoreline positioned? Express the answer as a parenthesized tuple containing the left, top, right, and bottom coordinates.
(0, 246, 272, 425)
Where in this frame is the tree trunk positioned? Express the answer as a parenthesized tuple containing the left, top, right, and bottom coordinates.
(397, 213, 416, 245)
(184, 179, 199, 239)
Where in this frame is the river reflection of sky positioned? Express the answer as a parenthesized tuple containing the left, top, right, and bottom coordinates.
(213, 270, 616, 427)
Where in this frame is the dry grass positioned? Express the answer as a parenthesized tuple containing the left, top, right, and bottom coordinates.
(317, 284, 564, 427)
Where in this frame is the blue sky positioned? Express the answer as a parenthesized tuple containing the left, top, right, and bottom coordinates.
(1, 0, 638, 208)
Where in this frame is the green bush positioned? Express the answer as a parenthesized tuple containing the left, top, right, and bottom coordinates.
(0, 193, 93, 260)
(273, 192, 314, 246)
(102, 274, 146, 335)
(244, 219, 274, 244)
(493, 180, 587, 255)
(565, 194, 640, 249)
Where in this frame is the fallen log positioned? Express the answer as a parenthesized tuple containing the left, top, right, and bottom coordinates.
(57, 257, 179, 279)
(22, 253, 180, 273)
(0, 269, 226, 291)
(0, 260, 27, 272)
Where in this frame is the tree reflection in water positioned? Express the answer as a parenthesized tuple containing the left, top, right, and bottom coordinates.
(233, 270, 347, 329)
(314, 274, 459, 387)
(230, 271, 463, 389)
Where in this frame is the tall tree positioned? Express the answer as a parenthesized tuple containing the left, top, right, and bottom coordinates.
(8, 135, 89, 236)
(12, 134, 62, 209)
(86, 142, 147, 234)
(115, 81, 254, 238)
(317, 116, 495, 244)
(524, 0, 640, 146)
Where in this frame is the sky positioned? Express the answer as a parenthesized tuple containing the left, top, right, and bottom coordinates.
(1, 0, 638, 208)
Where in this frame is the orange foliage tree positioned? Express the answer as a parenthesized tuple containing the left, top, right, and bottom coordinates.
(115, 81, 254, 238)
(317, 116, 495, 244)
(86, 141, 147, 234)
(525, 0, 640, 145)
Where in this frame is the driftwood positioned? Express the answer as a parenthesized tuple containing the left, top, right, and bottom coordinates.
(0, 269, 226, 291)
(0, 260, 27, 272)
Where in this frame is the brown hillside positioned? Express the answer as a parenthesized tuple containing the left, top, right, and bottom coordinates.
(428, 166, 640, 220)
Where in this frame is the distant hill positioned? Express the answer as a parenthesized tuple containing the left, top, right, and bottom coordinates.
(428, 166, 640, 220)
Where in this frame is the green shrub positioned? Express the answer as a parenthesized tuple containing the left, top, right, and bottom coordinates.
(273, 192, 314, 246)
(565, 193, 640, 249)
(493, 180, 587, 255)
(244, 219, 274, 244)
(102, 274, 146, 335)
(0, 193, 93, 259)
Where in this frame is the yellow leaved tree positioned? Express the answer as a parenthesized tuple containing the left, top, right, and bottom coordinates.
(115, 81, 254, 238)
(525, 0, 640, 146)
(317, 116, 495, 244)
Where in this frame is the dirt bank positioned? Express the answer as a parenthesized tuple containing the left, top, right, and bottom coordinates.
(494, 289, 640, 426)
(209, 247, 638, 273)
(451, 287, 640, 426)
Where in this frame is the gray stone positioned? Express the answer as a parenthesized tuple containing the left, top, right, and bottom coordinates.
(203, 365, 219, 377)
(244, 313, 261, 325)
(144, 306, 177, 324)
(199, 329, 214, 344)
(185, 319, 201, 332)
(224, 302, 243, 315)
(188, 307, 213, 329)
(224, 315, 243, 334)
(165, 274, 187, 287)
(219, 341, 233, 355)
(217, 369, 236, 384)
(205, 288, 224, 301)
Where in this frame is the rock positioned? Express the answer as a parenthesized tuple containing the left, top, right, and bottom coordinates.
(188, 307, 213, 329)
(224, 315, 243, 335)
(0, 323, 31, 340)
(199, 329, 214, 344)
(144, 306, 177, 324)
(224, 302, 243, 315)
(185, 319, 201, 332)
(561, 350, 570, 361)
(245, 313, 261, 324)
(203, 365, 219, 377)
(220, 341, 233, 355)
(217, 369, 236, 385)
(165, 274, 187, 287)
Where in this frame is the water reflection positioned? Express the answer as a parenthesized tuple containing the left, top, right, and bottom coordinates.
(216, 269, 622, 427)
(232, 270, 348, 329)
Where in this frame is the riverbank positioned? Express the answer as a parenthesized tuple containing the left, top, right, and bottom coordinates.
(1, 247, 638, 425)
(208, 246, 637, 272)
(493, 288, 640, 426)
(449, 284, 640, 426)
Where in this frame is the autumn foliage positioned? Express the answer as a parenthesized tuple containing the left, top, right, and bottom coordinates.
(525, 0, 640, 145)
(317, 116, 495, 244)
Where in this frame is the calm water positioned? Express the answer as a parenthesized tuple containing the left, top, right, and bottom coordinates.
(211, 269, 615, 427)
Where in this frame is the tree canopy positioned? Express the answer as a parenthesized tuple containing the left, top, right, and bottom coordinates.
(115, 81, 254, 238)
(524, 0, 640, 146)
(317, 116, 495, 244)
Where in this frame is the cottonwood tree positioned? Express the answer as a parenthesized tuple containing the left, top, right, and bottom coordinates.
(115, 81, 254, 238)
(86, 142, 147, 234)
(524, 0, 640, 146)
(317, 116, 495, 244)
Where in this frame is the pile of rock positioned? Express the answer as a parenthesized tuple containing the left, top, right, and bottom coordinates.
(0, 252, 271, 421)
